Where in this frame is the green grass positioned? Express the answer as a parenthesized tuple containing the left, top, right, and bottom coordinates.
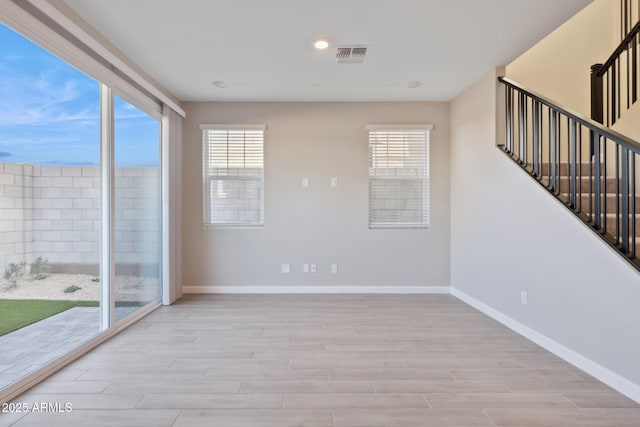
(0, 299, 99, 336)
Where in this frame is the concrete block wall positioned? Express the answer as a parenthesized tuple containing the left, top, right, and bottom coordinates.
(0, 163, 33, 270)
(208, 167, 262, 224)
(0, 161, 160, 274)
(369, 178, 426, 224)
(114, 167, 161, 268)
(31, 164, 101, 267)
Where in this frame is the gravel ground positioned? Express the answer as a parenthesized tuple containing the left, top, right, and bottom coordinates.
(0, 273, 159, 301)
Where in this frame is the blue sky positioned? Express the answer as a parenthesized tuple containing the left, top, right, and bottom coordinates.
(0, 23, 159, 167)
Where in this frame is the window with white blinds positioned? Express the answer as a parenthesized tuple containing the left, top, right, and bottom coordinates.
(367, 125, 432, 228)
(201, 124, 266, 226)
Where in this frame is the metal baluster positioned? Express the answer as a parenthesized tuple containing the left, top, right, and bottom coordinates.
(632, 152, 637, 258)
(566, 117, 570, 204)
(578, 125, 583, 212)
(570, 119, 577, 208)
(620, 0, 625, 40)
(612, 60, 618, 124)
(519, 92, 527, 165)
(637, 31, 640, 105)
(548, 107, 552, 185)
(625, 0, 629, 39)
(604, 137, 608, 233)
(533, 99, 540, 176)
(539, 101, 544, 177)
(551, 110, 558, 192)
(618, 57, 622, 122)
(633, 33, 638, 103)
(607, 72, 611, 126)
(622, 148, 630, 252)
(593, 131, 600, 226)
(588, 130, 595, 221)
(510, 86, 515, 154)
(628, 37, 631, 110)
(505, 86, 511, 153)
(616, 145, 621, 243)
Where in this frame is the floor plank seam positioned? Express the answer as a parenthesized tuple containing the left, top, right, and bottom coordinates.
(169, 408, 182, 427)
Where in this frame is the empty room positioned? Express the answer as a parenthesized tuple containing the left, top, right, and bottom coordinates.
(1, 0, 640, 426)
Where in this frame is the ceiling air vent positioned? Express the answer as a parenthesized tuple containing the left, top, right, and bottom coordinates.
(336, 46, 368, 64)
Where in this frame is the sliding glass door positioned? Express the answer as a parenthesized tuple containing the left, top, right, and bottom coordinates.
(0, 22, 163, 394)
(113, 95, 162, 321)
(0, 23, 103, 390)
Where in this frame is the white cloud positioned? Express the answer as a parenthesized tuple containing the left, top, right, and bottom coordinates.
(0, 73, 99, 126)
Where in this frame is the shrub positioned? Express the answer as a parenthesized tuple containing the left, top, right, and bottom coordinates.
(31, 256, 51, 280)
(64, 285, 82, 294)
(4, 262, 26, 289)
(91, 277, 100, 282)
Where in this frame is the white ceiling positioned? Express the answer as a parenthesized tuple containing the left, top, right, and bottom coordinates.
(62, 0, 591, 102)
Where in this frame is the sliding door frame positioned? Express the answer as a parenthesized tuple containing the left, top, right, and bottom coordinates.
(0, 1, 170, 403)
(100, 83, 115, 330)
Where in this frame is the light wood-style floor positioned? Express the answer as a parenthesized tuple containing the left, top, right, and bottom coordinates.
(4, 294, 640, 426)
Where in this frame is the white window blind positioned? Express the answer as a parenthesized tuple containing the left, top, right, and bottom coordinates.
(367, 125, 432, 228)
(201, 124, 265, 226)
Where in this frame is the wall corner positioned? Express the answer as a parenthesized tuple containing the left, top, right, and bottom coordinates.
(495, 67, 506, 148)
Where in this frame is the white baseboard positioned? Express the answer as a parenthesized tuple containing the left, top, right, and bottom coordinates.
(450, 287, 640, 404)
(183, 285, 450, 294)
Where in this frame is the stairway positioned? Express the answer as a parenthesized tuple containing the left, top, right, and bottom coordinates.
(500, 76, 640, 271)
(538, 163, 640, 257)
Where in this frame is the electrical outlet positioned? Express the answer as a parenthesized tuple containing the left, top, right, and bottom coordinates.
(331, 264, 338, 273)
(281, 264, 290, 274)
(310, 264, 317, 273)
(520, 291, 528, 306)
(302, 177, 309, 187)
(303, 264, 309, 273)
(331, 177, 338, 188)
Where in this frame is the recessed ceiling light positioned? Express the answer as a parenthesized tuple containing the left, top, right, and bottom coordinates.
(212, 80, 228, 88)
(407, 80, 422, 89)
(313, 38, 330, 50)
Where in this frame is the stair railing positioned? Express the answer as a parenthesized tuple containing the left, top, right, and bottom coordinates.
(500, 77, 640, 270)
(591, 21, 640, 126)
(621, 0, 640, 41)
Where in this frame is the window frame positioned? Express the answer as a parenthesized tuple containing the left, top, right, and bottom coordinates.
(367, 124, 432, 229)
(200, 124, 266, 228)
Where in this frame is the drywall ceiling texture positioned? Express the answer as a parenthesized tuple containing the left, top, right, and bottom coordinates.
(182, 102, 450, 289)
(61, 0, 591, 102)
(450, 69, 640, 392)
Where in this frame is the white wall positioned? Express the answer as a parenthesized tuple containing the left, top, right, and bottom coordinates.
(611, 99, 640, 141)
(506, 0, 617, 116)
(450, 68, 640, 398)
(181, 102, 450, 290)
